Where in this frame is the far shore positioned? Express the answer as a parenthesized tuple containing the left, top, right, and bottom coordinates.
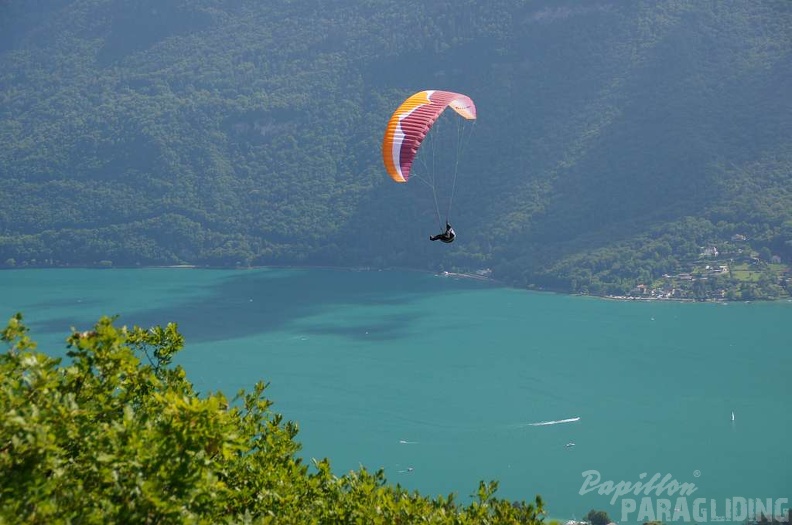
(2, 263, 787, 303)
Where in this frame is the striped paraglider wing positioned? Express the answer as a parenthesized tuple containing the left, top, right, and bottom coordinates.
(382, 90, 477, 183)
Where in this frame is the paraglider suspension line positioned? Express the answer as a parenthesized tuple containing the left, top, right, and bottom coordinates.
(445, 119, 476, 224)
(415, 126, 445, 232)
(411, 173, 444, 232)
(414, 117, 476, 232)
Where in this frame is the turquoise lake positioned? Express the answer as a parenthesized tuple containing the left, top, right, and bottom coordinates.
(2, 268, 790, 523)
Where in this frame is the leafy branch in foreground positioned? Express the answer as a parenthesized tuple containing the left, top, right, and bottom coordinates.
(0, 313, 544, 524)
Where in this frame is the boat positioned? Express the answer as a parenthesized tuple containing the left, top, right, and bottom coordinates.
(731, 411, 735, 421)
(565, 442, 576, 448)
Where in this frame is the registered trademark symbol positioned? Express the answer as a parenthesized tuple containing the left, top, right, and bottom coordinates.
(693, 470, 701, 477)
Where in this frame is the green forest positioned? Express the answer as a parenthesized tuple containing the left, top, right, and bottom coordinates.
(1, 0, 791, 300)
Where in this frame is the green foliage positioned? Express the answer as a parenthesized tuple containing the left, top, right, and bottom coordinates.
(0, 314, 545, 523)
(585, 509, 612, 525)
(0, 1, 790, 298)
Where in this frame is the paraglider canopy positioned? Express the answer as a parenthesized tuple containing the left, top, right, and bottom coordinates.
(382, 90, 477, 183)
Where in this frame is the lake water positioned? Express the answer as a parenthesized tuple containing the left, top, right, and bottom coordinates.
(2, 268, 790, 523)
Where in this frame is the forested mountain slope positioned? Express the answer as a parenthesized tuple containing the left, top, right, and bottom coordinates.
(1, 0, 790, 298)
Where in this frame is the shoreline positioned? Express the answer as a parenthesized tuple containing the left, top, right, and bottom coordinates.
(600, 294, 700, 303)
(1, 264, 787, 303)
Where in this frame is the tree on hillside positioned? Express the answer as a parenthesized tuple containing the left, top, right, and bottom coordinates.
(586, 509, 612, 525)
(0, 313, 545, 524)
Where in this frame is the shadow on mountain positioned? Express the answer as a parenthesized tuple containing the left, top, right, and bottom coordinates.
(97, 2, 212, 66)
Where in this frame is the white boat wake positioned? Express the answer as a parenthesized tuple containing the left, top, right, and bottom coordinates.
(510, 416, 581, 429)
(399, 440, 419, 445)
(529, 416, 580, 426)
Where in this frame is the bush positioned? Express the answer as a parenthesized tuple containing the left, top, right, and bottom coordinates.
(1, 313, 545, 523)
